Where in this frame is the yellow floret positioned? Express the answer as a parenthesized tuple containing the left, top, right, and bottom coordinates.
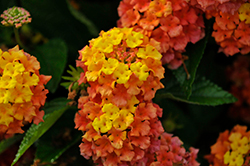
(103, 28, 124, 45)
(121, 96, 139, 113)
(0, 75, 17, 89)
(0, 103, 14, 126)
(239, 3, 250, 24)
(130, 62, 149, 81)
(101, 58, 119, 75)
(137, 44, 162, 60)
(102, 103, 120, 120)
(92, 114, 112, 133)
(113, 109, 134, 130)
(93, 37, 114, 53)
(113, 63, 132, 84)
(10, 84, 34, 103)
(22, 72, 39, 86)
(3, 62, 25, 77)
(126, 31, 144, 48)
(224, 151, 244, 166)
(231, 136, 250, 154)
(85, 60, 104, 82)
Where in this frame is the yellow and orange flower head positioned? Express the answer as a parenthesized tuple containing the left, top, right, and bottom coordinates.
(78, 27, 164, 102)
(117, 0, 205, 69)
(206, 125, 250, 166)
(0, 46, 51, 138)
(74, 27, 199, 165)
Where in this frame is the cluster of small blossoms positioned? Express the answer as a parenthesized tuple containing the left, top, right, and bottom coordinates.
(1, 6, 32, 28)
(192, 0, 245, 17)
(192, 0, 250, 56)
(206, 125, 250, 166)
(117, 0, 205, 69)
(0, 46, 51, 139)
(226, 55, 250, 123)
(74, 27, 199, 165)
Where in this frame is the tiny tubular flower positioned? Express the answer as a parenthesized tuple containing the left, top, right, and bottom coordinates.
(102, 28, 124, 45)
(126, 31, 144, 48)
(92, 114, 113, 133)
(113, 63, 132, 84)
(239, 3, 250, 24)
(101, 58, 119, 75)
(130, 61, 149, 81)
(0, 6, 32, 28)
(137, 44, 162, 60)
(102, 103, 120, 120)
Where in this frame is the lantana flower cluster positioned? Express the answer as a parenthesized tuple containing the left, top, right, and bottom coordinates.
(0, 6, 32, 28)
(117, 0, 205, 69)
(206, 125, 250, 166)
(0, 46, 51, 139)
(226, 55, 250, 123)
(193, 0, 245, 17)
(193, 0, 250, 56)
(74, 27, 199, 166)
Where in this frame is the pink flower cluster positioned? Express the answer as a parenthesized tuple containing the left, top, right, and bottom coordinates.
(1, 6, 32, 28)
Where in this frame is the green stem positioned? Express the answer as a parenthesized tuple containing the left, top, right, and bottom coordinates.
(13, 27, 27, 50)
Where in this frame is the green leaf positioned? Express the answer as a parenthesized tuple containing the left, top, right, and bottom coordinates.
(189, 77, 237, 105)
(36, 133, 82, 163)
(172, 19, 212, 98)
(66, 0, 98, 36)
(157, 76, 237, 106)
(33, 38, 67, 93)
(35, 106, 82, 163)
(0, 134, 23, 154)
(11, 98, 69, 166)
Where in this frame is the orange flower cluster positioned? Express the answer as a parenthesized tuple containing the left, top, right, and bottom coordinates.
(149, 132, 200, 166)
(0, 46, 51, 139)
(193, 0, 244, 18)
(192, 0, 250, 56)
(226, 55, 250, 123)
(117, 0, 205, 69)
(74, 27, 199, 166)
(206, 125, 250, 166)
